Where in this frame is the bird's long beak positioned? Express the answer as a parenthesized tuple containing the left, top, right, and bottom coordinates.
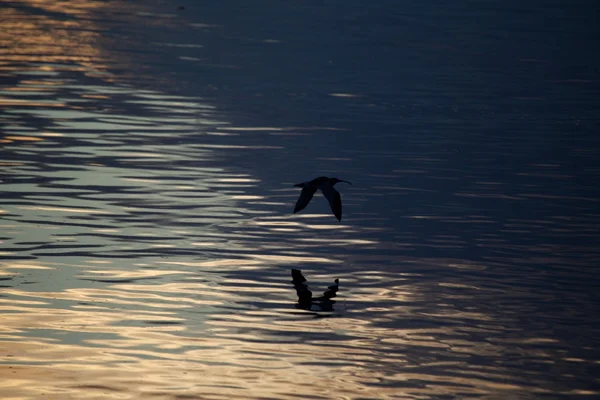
(340, 180, 352, 185)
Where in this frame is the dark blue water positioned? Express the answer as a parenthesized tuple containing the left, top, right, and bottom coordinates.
(1, 0, 599, 398)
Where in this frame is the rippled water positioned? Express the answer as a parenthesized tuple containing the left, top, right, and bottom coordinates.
(2, 1, 600, 398)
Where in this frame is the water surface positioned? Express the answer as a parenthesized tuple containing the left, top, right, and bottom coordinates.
(1, 0, 599, 398)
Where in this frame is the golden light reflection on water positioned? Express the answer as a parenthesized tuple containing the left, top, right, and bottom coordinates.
(0, 282, 505, 399)
(1, 3, 107, 78)
(3, 252, 596, 399)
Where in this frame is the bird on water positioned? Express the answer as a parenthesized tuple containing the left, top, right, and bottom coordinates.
(293, 176, 352, 221)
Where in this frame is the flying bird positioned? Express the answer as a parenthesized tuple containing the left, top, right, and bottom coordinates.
(293, 176, 352, 221)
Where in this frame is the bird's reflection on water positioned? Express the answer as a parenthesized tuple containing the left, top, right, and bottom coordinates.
(291, 268, 339, 312)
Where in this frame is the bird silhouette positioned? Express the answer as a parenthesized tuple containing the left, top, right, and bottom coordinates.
(293, 176, 352, 221)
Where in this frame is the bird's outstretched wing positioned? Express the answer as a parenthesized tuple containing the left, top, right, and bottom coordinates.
(321, 186, 342, 221)
(294, 187, 317, 214)
(291, 269, 307, 282)
(321, 279, 339, 300)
